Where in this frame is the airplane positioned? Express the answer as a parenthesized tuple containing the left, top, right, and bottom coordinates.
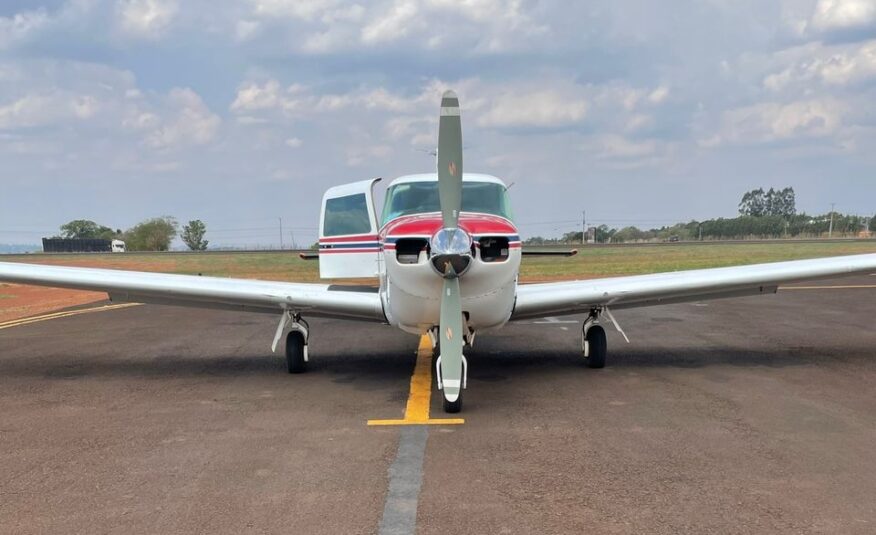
(2, 90, 875, 414)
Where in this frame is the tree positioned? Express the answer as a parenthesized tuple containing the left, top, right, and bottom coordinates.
(773, 187, 796, 217)
(124, 217, 178, 251)
(60, 220, 117, 240)
(181, 220, 209, 251)
(739, 187, 796, 218)
(738, 188, 766, 217)
(870, 214, 876, 232)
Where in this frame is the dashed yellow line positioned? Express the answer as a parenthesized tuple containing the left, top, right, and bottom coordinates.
(368, 335, 465, 426)
(0, 303, 142, 331)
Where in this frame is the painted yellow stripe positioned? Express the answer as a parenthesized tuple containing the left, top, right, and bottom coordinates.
(0, 303, 141, 331)
(780, 285, 876, 290)
(368, 335, 465, 426)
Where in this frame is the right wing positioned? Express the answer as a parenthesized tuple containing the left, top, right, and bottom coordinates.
(0, 262, 385, 322)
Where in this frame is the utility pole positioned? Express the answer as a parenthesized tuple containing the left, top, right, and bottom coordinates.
(582, 211, 586, 245)
(828, 203, 835, 238)
(279, 217, 284, 249)
(290, 230, 296, 250)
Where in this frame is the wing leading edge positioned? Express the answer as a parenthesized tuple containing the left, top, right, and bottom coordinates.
(511, 253, 876, 320)
(0, 262, 386, 322)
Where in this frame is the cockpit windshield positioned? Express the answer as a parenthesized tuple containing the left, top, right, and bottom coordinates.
(381, 181, 514, 225)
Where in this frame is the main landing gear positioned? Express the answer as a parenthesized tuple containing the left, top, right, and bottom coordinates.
(582, 308, 607, 368)
(286, 330, 307, 373)
(274, 312, 309, 374)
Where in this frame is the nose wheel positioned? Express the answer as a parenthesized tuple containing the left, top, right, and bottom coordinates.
(443, 391, 463, 413)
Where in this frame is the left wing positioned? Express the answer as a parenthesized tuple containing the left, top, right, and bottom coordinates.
(511, 253, 876, 320)
(0, 262, 385, 322)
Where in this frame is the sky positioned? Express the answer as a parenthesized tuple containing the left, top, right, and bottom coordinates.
(1, 0, 875, 247)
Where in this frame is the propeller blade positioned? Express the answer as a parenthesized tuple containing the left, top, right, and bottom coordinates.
(439, 274, 464, 403)
(437, 90, 463, 229)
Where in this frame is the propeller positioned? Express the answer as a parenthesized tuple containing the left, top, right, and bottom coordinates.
(433, 90, 469, 411)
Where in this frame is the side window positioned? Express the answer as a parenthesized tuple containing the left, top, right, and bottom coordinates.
(324, 193, 372, 236)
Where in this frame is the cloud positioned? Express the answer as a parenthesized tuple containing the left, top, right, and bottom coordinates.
(285, 137, 302, 148)
(145, 88, 221, 149)
(0, 9, 49, 49)
(476, 89, 588, 128)
(701, 98, 847, 146)
(250, 0, 342, 20)
(764, 39, 876, 90)
(0, 92, 100, 129)
(116, 0, 178, 39)
(230, 80, 431, 118)
(811, 0, 876, 33)
(242, 0, 546, 53)
(361, 0, 419, 44)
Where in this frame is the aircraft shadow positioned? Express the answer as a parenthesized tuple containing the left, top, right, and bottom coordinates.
(0, 344, 859, 382)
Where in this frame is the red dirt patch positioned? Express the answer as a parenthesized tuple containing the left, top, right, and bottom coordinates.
(0, 284, 106, 323)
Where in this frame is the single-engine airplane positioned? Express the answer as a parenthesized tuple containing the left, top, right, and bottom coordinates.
(2, 91, 875, 413)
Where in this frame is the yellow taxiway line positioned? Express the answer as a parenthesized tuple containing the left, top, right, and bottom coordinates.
(368, 335, 465, 426)
(0, 303, 142, 331)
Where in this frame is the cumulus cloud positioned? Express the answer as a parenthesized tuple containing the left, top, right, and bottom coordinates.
(241, 0, 546, 53)
(116, 0, 178, 39)
(811, 0, 876, 33)
(766, 39, 876, 90)
(145, 88, 221, 149)
(701, 99, 847, 146)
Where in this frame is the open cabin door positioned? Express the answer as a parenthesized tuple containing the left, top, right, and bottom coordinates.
(319, 178, 382, 279)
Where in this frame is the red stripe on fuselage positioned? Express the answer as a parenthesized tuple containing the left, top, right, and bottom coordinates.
(380, 212, 517, 239)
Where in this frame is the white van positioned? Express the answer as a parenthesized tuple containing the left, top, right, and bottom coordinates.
(111, 240, 126, 253)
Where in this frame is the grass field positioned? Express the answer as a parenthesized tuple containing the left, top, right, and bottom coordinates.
(3, 241, 875, 283)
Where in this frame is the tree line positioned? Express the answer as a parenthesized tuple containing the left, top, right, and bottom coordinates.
(56, 217, 209, 251)
(526, 187, 876, 244)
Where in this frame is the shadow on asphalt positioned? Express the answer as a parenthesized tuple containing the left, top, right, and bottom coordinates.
(1, 343, 852, 381)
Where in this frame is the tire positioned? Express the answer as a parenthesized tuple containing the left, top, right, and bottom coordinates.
(285, 331, 306, 374)
(443, 390, 463, 413)
(585, 324, 607, 369)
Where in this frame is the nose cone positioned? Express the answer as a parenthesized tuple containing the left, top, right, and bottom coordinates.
(430, 228, 472, 277)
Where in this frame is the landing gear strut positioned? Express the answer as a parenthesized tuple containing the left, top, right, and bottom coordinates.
(582, 309, 607, 368)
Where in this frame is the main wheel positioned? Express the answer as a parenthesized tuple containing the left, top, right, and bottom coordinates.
(584, 324, 607, 369)
(285, 331, 306, 374)
(443, 390, 463, 413)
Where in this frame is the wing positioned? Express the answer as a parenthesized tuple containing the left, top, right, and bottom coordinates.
(0, 261, 385, 322)
(511, 253, 876, 320)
